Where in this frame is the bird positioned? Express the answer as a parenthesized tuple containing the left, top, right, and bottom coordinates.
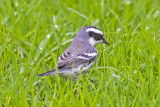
(38, 26, 110, 83)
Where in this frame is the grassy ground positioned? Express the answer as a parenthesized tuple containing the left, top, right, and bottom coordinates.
(0, 0, 160, 106)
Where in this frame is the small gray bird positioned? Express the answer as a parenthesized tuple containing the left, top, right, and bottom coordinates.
(38, 26, 110, 83)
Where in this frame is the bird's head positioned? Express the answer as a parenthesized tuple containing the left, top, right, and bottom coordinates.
(76, 26, 110, 46)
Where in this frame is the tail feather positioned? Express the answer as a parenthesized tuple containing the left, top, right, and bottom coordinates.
(38, 68, 71, 76)
(38, 68, 56, 76)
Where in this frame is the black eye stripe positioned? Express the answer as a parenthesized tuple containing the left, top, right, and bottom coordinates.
(89, 31, 103, 36)
(89, 31, 103, 40)
(89, 31, 94, 36)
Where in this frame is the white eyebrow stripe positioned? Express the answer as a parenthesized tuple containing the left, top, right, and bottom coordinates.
(86, 28, 103, 35)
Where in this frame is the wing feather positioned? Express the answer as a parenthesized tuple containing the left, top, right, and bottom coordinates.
(58, 52, 97, 69)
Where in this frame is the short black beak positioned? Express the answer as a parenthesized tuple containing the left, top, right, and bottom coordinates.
(103, 38, 110, 45)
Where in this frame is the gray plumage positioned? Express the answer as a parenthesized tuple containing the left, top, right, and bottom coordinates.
(38, 26, 110, 83)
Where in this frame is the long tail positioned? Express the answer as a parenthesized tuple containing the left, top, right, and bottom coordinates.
(38, 68, 71, 76)
(38, 68, 56, 76)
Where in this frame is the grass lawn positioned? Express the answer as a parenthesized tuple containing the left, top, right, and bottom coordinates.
(0, 0, 160, 106)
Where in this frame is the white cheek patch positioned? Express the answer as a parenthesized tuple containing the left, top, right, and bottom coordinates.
(86, 28, 103, 35)
(89, 38, 103, 45)
(89, 38, 96, 45)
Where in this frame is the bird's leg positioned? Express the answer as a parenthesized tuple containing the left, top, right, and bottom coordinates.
(74, 79, 80, 97)
(75, 89, 79, 97)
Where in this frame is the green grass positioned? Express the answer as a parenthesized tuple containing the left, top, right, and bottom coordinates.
(0, 0, 160, 106)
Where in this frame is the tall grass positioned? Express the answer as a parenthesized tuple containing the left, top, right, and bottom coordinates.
(0, 0, 160, 106)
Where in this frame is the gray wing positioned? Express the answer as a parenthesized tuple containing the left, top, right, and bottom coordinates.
(57, 40, 97, 69)
(58, 52, 71, 67)
(38, 53, 96, 77)
(57, 51, 97, 69)
(38, 43, 97, 76)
